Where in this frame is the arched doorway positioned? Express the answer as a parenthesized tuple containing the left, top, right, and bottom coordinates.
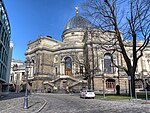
(64, 57, 72, 76)
(106, 79, 115, 90)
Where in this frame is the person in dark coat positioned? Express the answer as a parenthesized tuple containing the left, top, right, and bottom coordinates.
(116, 85, 120, 95)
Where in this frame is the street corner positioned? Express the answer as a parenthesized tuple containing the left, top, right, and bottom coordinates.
(0, 95, 47, 113)
(24, 95, 47, 113)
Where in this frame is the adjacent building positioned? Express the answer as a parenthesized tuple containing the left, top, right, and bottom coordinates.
(25, 8, 150, 93)
(0, 0, 11, 95)
(9, 59, 25, 92)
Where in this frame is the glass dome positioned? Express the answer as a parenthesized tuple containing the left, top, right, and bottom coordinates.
(64, 15, 93, 31)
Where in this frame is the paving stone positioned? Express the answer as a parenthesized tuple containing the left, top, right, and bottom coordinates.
(0, 93, 150, 113)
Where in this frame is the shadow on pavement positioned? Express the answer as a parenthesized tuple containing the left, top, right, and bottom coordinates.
(28, 101, 41, 108)
(0, 92, 24, 101)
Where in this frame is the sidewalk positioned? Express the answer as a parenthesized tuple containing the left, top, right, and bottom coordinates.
(0, 93, 47, 113)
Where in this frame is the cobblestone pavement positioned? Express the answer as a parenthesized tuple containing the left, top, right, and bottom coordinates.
(39, 93, 150, 113)
(0, 93, 46, 113)
(0, 93, 150, 113)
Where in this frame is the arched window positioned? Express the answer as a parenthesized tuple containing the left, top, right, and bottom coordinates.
(106, 79, 115, 89)
(135, 79, 143, 90)
(104, 53, 113, 73)
(65, 57, 72, 75)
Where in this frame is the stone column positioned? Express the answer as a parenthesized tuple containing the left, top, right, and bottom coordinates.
(72, 63, 76, 76)
(60, 62, 65, 75)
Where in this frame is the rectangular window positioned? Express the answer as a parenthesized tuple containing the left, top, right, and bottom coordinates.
(0, 21, 2, 31)
(1, 65, 3, 79)
(1, 29, 4, 42)
(1, 48, 4, 62)
(0, 63, 1, 78)
(0, 44, 2, 58)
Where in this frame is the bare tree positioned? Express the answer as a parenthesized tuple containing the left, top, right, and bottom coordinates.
(82, 0, 150, 97)
(83, 32, 92, 90)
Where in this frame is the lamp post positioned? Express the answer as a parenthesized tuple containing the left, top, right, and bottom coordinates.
(23, 58, 34, 109)
(13, 64, 19, 93)
(102, 73, 105, 99)
(100, 69, 106, 99)
(128, 76, 132, 100)
(102, 68, 106, 99)
(80, 65, 84, 90)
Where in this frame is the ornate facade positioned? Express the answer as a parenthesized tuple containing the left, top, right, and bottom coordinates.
(25, 10, 150, 93)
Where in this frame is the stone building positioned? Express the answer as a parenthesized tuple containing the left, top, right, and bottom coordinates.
(25, 9, 150, 93)
(83, 29, 150, 93)
(9, 59, 26, 92)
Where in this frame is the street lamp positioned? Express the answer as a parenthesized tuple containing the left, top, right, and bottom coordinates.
(101, 68, 106, 99)
(128, 76, 132, 100)
(102, 72, 105, 99)
(80, 65, 84, 90)
(12, 64, 19, 93)
(102, 68, 107, 99)
(23, 58, 34, 109)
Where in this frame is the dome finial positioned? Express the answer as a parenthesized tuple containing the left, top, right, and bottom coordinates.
(75, 6, 78, 16)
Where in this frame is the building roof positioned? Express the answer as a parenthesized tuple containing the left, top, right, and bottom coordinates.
(12, 58, 24, 63)
(64, 15, 93, 31)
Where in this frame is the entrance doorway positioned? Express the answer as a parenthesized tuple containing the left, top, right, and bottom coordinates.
(64, 57, 72, 76)
(106, 79, 115, 90)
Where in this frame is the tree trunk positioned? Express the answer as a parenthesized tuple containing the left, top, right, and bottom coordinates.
(84, 35, 92, 90)
(88, 73, 91, 90)
(131, 75, 135, 97)
(91, 43, 94, 90)
(128, 67, 135, 97)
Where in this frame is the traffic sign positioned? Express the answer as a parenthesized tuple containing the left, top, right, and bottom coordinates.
(128, 76, 131, 80)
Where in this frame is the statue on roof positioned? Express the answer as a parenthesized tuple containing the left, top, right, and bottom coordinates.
(75, 6, 78, 16)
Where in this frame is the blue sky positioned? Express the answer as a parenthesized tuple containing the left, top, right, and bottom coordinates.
(3, 0, 84, 61)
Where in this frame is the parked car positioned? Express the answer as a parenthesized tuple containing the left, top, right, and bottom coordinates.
(80, 90, 95, 99)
